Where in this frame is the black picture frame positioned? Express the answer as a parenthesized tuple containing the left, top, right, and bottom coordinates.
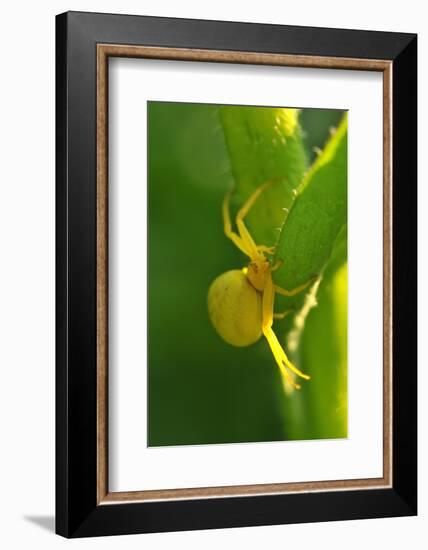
(56, 11, 417, 538)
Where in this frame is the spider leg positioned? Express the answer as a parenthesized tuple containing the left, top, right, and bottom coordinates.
(271, 259, 283, 272)
(262, 274, 310, 389)
(237, 180, 273, 220)
(257, 245, 276, 255)
(273, 309, 293, 320)
(274, 277, 315, 297)
(235, 181, 273, 258)
(222, 191, 253, 257)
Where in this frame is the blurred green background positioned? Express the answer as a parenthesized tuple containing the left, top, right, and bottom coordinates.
(148, 102, 346, 446)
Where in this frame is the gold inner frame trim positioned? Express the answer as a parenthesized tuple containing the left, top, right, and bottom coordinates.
(96, 43, 393, 505)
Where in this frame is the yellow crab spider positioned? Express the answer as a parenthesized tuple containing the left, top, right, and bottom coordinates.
(208, 180, 312, 390)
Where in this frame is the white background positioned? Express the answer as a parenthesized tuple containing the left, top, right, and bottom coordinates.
(110, 60, 383, 492)
(0, 1, 425, 549)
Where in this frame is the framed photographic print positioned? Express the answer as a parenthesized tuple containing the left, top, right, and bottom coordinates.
(56, 11, 417, 538)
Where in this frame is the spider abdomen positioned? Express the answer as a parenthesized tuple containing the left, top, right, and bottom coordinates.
(208, 269, 262, 347)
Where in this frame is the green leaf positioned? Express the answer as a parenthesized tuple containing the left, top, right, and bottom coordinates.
(273, 114, 348, 290)
(282, 253, 348, 440)
(219, 105, 348, 441)
(219, 106, 308, 247)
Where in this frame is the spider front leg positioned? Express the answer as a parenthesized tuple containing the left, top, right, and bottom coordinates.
(257, 245, 276, 255)
(235, 181, 273, 258)
(222, 191, 252, 258)
(222, 181, 274, 259)
(261, 274, 310, 390)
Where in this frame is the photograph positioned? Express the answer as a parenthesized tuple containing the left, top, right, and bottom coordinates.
(148, 101, 348, 447)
